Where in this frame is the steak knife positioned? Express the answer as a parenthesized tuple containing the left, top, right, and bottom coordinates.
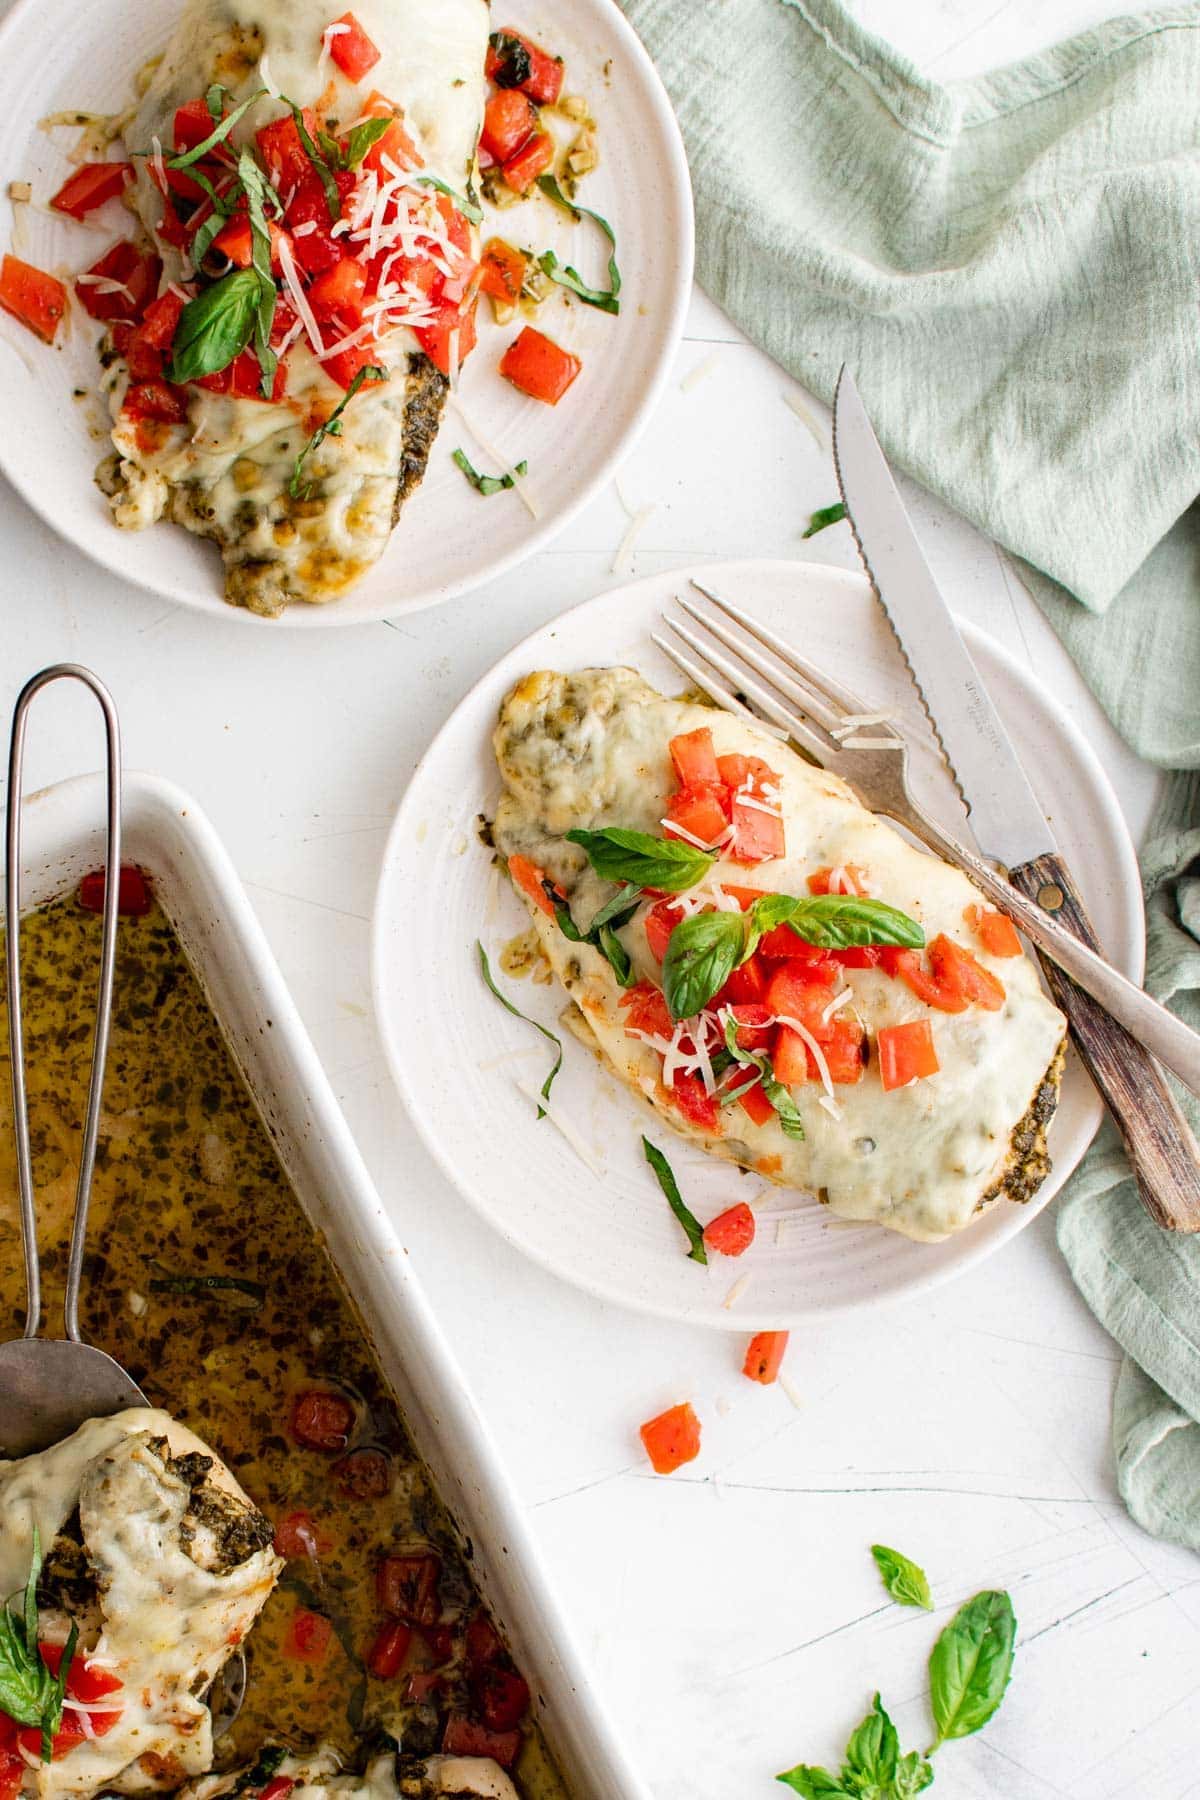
(832, 365, 1200, 1232)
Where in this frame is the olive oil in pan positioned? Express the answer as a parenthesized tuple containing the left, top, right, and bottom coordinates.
(0, 889, 566, 1799)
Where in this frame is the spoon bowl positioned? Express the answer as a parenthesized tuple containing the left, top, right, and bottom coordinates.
(0, 1339, 146, 1458)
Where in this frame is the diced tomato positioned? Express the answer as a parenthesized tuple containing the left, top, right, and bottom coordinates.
(211, 214, 289, 272)
(771, 1025, 811, 1087)
(418, 1622, 456, 1664)
(715, 753, 771, 790)
(620, 980, 673, 1041)
(284, 1608, 333, 1664)
(499, 326, 581, 405)
(479, 238, 528, 305)
(332, 1445, 391, 1498)
(75, 243, 160, 323)
(718, 884, 769, 910)
(669, 728, 720, 789)
(765, 963, 841, 1035)
(807, 864, 869, 896)
(725, 1002, 772, 1053)
(356, 91, 423, 174)
(486, 28, 565, 106)
(668, 1069, 719, 1133)
(174, 97, 219, 151)
(703, 1201, 756, 1256)
(716, 951, 767, 1005)
(272, 1510, 331, 1559)
(643, 899, 682, 963)
(285, 170, 355, 276)
(405, 1669, 444, 1704)
(256, 110, 321, 190)
(743, 1330, 789, 1385)
(38, 1644, 122, 1704)
(664, 784, 729, 848)
(464, 1612, 504, 1670)
(0, 1748, 23, 1800)
(508, 852, 558, 919)
(377, 1552, 441, 1625)
(290, 1389, 356, 1451)
(0, 254, 67, 344)
(729, 791, 784, 863)
(758, 924, 833, 967)
(640, 1401, 701, 1474)
(502, 132, 554, 194)
(16, 1705, 121, 1760)
(366, 1620, 412, 1679)
(77, 866, 152, 916)
(442, 1717, 521, 1768)
(481, 89, 538, 164)
(259, 1780, 295, 1800)
(122, 379, 188, 426)
(306, 256, 368, 325)
(822, 1017, 866, 1085)
(50, 161, 132, 219)
(327, 11, 381, 81)
(877, 1018, 939, 1090)
(321, 337, 387, 392)
(196, 346, 287, 402)
(892, 934, 1005, 1013)
(736, 1077, 775, 1127)
(964, 904, 1022, 958)
(415, 298, 478, 377)
(474, 1664, 530, 1732)
(830, 946, 882, 969)
(125, 290, 185, 379)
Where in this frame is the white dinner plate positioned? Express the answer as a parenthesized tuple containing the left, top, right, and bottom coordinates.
(372, 560, 1145, 1327)
(0, 0, 691, 627)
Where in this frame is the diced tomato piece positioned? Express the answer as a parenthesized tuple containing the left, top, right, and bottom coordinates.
(729, 791, 784, 863)
(38, 1644, 122, 1704)
(743, 1330, 789, 1385)
(502, 132, 554, 194)
(259, 1780, 295, 1800)
(965, 904, 1022, 958)
(284, 170, 354, 275)
(306, 255, 368, 326)
(669, 727, 720, 789)
(17, 1703, 121, 1760)
(771, 1025, 812, 1087)
(415, 297, 478, 377)
(290, 1389, 355, 1451)
(284, 1608, 332, 1663)
(0, 1748, 23, 1800)
(419, 1622, 456, 1664)
(933, 935, 1006, 1009)
(479, 238, 528, 305)
(822, 1016, 866, 1085)
(620, 979, 673, 1041)
(320, 336, 386, 392)
(256, 110, 320, 190)
(211, 214, 289, 272)
(807, 864, 870, 896)
(355, 91, 423, 173)
(486, 28, 565, 106)
(668, 1069, 719, 1132)
(77, 866, 152, 916)
(717, 951, 767, 1005)
(878, 1018, 939, 1090)
(367, 1620, 412, 1679)
(642, 898, 682, 963)
(464, 1612, 504, 1670)
(0, 254, 67, 344)
(272, 1509, 331, 1559)
(122, 379, 188, 426)
(196, 346, 287, 402)
(50, 161, 133, 219)
(508, 852, 557, 918)
(830, 946, 882, 969)
(474, 1664, 530, 1732)
(377, 1552, 441, 1625)
(174, 97, 218, 151)
(736, 1077, 776, 1127)
(765, 963, 841, 1035)
(725, 1002, 772, 1053)
(441, 1717, 521, 1768)
(481, 89, 538, 164)
(758, 925, 829, 968)
(75, 243, 161, 323)
(327, 11, 381, 81)
(640, 1401, 701, 1474)
(499, 326, 581, 404)
(332, 1445, 391, 1498)
(703, 1201, 756, 1256)
(715, 753, 772, 790)
(125, 290, 185, 379)
(664, 784, 729, 848)
(405, 1669, 444, 1704)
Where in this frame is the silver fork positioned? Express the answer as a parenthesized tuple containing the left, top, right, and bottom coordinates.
(653, 579, 1200, 1107)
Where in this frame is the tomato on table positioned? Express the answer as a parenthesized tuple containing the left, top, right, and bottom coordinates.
(877, 1018, 939, 1090)
(0, 255, 67, 344)
(290, 1389, 356, 1451)
(479, 238, 528, 304)
(640, 1400, 701, 1474)
(743, 1330, 789, 1385)
(487, 28, 565, 105)
(703, 1202, 756, 1256)
(481, 89, 538, 164)
(377, 1552, 441, 1625)
(964, 904, 1022, 958)
(502, 132, 554, 194)
(78, 866, 152, 916)
(50, 161, 132, 219)
(327, 11, 381, 81)
(366, 1620, 412, 1679)
(441, 1716, 521, 1768)
(500, 326, 581, 404)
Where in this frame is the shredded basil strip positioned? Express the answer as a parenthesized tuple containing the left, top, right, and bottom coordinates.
(536, 175, 621, 314)
(488, 30, 534, 88)
(150, 1272, 266, 1302)
(566, 826, 714, 893)
(166, 266, 260, 383)
(642, 1136, 707, 1264)
(802, 501, 846, 540)
(285, 100, 341, 220)
(541, 879, 583, 942)
(235, 149, 281, 397)
(586, 884, 644, 934)
(453, 448, 529, 497)
(290, 365, 387, 497)
(597, 922, 635, 987)
(539, 874, 638, 985)
(0, 1529, 77, 1762)
(337, 117, 392, 170)
(477, 941, 562, 1119)
(416, 174, 483, 226)
(721, 1011, 805, 1140)
(167, 87, 267, 170)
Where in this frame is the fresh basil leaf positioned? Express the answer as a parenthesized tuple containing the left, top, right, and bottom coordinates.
(477, 941, 562, 1119)
(743, 890, 803, 957)
(776, 1768, 850, 1798)
(536, 174, 621, 315)
(236, 149, 280, 398)
(488, 30, 534, 88)
(720, 1011, 805, 1139)
(892, 1751, 935, 1797)
(803, 501, 846, 540)
(287, 100, 340, 219)
(290, 365, 387, 497)
(452, 448, 529, 496)
(0, 1529, 75, 1762)
(642, 1136, 706, 1264)
(585, 885, 644, 934)
(541, 878, 583, 941)
(336, 116, 389, 169)
(416, 174, 483, 226)
(662, 911, 744, 1021)
(168, 87, 267, 169)
(166, 266, 260, 383)
(233, 1746, 288, 1795)
(597, 922, 635, 987)
(871, 1544, 933, 1611)
(785, 896, 924, 951)
(841, 1694, 899, 1791)
(929, 1589, 1016, 1745)
(566, 826, 714, 893)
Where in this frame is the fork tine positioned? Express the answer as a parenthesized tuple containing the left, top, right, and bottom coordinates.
(653, 625, 833, 770)
(649, 633, 790, 741)
(674, 590, 845, 736)
(660, 613, 831, 746)
(689, 578, 884, 724)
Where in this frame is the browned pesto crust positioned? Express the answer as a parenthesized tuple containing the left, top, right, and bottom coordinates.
(978, 1037, 1065, 1211)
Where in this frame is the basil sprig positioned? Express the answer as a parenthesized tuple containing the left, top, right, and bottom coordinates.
(327, 116, 391, 170)
(237, 149, 280, 397)
(416, 174, 483, 226)
(536, 175, 621, 314)
(721, 1012, 804, 1139)
(166, 266, 260, 384)
(642, 1136, 706, 1263)
(929, 1590, 1015, 1745)
(538, 873, 640, 988)
(477, 941, 562, 1118)
(290, 366, 387, 497)
(287, 102, 341, 220)
(871, 1544, 933, 1612)
(566, 827, 714, 893)
(453, 449, 529, 497)
(0, 1529, 78, 1762)
(778, 894, 924, 952)
(662, 911, 744, 1024)
(803, 501, 847, 540)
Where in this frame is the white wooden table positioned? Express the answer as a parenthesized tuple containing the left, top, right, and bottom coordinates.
(3, 2, 1196, 1795)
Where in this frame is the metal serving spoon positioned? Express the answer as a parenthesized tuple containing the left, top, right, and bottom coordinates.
(0, 665, 147, 1458)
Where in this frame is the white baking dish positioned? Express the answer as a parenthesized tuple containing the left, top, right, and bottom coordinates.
(13, 769, 649, 1800)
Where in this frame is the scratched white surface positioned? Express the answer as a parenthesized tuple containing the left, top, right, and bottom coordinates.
(0, 0, 1194, 1795)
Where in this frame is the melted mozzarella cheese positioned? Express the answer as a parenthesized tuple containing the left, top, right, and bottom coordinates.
(492, 668, 1068, 1243)
(183, 1749, 520, 1800)
(0, 1409, 282, 1799)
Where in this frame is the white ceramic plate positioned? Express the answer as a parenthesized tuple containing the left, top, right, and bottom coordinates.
(0, 0, 691, 627)
(372, 561, 1144, 1327)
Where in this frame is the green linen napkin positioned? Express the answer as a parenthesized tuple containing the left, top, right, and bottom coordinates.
(619, 0, 1200, 1546)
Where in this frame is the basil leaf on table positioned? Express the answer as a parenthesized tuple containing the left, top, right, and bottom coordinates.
(476, 941, 562, 1118)
(536, 174, 621, 314)
(642, 1136, 706, 1264)
(662, 911, 745, 1021)
(871, 1543, 934, 1611)
(783, 895, 924, 951)
(776, 1768, 850, 1798)
(929, 1589, 1016, 1745)
(166, 266, 260, 383)
(842, 1693, 899, 1790)
(566, 826, 714, 893)
(802, 501, 846, 539)
(892, 1751, 935, 1796)
(721, 1011, 805, 1139)
(453, 448, 528, 496)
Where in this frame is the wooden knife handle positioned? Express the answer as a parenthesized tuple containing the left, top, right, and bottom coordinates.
(1008, 852, 1200, 1232)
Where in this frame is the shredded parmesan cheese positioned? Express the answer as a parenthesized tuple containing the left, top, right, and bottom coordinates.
(276, 234, 325, 355)
(611, 504, 655, 577)
(721, 1273, 753, 1309)
(258, 53, 281, 98)
(831, 711, 895, 738)
(680, 347, 725, 393)
(775, 1011, 835, 1100)
(515, 1077, 604, 1176)
(782, 386, 825, 449)
(446, 394, 539, 518)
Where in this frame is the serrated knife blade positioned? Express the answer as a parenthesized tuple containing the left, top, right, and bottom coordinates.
(831, 365, 1056, 871)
